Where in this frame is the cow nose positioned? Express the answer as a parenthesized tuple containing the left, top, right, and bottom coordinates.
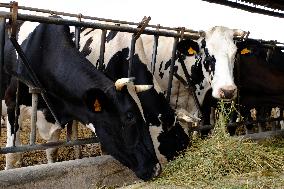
(220, 86, 236, 99)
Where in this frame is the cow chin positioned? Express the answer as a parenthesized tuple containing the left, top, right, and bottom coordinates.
(212, 86, 237, 100)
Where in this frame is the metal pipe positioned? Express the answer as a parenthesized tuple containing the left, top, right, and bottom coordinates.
(0, 3, 200, 34)
(66, 122, 72, 142)
(29, 88, 39, 145)
(0, 17, 5, 136)
(75, 26, 80, 49)
(151, 35, 159, 74)
(166, 37, 179, 102)
(128, 34, 136, 77)
(0, 137, 99, 154)
(99, 29, 106, 71)
(74, 21, 82, 158)
(0, 11, 201, 40)
(72, 120, 82, 159)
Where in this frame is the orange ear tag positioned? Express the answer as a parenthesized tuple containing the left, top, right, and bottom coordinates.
(94, 99, 102, 112)
(188, 47, 197, 55)
(241, 48, 251, 55)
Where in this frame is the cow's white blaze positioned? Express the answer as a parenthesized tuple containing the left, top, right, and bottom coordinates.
(204, 26, 238, 99)
(148, 124, 167, 165)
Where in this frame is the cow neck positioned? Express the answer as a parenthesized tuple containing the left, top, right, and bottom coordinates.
(44, 24, 114, 96)
(176, 52, 203, 120)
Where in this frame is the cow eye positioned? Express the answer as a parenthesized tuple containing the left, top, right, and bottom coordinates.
(126, 112, 134, 120)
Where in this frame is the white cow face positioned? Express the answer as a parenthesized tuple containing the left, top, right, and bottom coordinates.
(177, 26, 245, 100)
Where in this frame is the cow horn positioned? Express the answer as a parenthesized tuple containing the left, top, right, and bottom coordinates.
(233, 29, 247, 37)
(115, 77, 135, 91)
(135, 85, 153, 93)
(199, 30, 206, 38)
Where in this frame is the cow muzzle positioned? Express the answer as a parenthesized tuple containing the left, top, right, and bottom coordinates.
(219, 85, 236, 99)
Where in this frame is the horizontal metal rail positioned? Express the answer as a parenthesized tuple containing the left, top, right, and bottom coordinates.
(0, 11, 201, 40)
(0, 137, 99, 154)
(0, 2, 200, 34)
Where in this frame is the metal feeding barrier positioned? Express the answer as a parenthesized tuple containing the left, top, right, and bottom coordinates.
(0, 1, 282, 162)
(0, 1, 202, 157)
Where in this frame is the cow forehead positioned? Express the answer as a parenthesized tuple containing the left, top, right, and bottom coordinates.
(204, 26, 237, 56)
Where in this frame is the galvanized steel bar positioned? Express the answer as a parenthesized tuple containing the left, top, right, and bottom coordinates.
(0, 17, 5, 135)
(29, 88, 40, 145)
(75, 26, 80, 49)
(0, 3, 200, 34)
(99, 29, 106, 71)
(72, 121, 82, 159)
(0, 137, 99, 154)
(151, 35, 159, 74)
(128, 34, 136, 77)
(166, 37, 179, 102)
(0, 11, 201, 40)
(66, 122, 72, 142)
(74, 18, 82, 158)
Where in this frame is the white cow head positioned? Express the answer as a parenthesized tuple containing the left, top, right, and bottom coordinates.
(177, 26, 246, 100)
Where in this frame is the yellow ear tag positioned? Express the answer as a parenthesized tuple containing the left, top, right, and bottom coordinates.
(241, 48, 251, 55)
(94, 99, 102, 112)
(188, 47, 197, 55)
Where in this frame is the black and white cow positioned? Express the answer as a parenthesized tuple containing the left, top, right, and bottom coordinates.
(80, 26, 246, 120)
(3, 21, 161, 180)
(103, 47, 199, 164)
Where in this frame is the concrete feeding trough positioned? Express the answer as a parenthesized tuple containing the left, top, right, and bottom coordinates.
(0, 155, 141, 189)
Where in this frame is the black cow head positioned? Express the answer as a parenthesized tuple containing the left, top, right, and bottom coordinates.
(3, 22, 160, 181)
(83, 79, 160, 181)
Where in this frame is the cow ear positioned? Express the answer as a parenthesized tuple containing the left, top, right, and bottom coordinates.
(83, 89, 108, 113)
(177, 39, 200, 56)
(240, 48, 251, 55)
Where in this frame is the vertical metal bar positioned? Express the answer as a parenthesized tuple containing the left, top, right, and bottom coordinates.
(72, 120, 81, 159)
(166, 37, 179, 102)
(99, 29, 106, 71)
(66, 121, 72, 142)
(128, 34, 136, 77)
(0, 17, 6, 136)
(74, 24, 82, 158)
(75, 26, 80, 49)
(151, 35, 159, 74)
(30, 91, 38, 145)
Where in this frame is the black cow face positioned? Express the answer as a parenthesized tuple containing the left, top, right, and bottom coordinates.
(84, 87, 160, 181)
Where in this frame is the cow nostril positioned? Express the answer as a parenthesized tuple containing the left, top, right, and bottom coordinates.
(220, 88, 236, 99)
